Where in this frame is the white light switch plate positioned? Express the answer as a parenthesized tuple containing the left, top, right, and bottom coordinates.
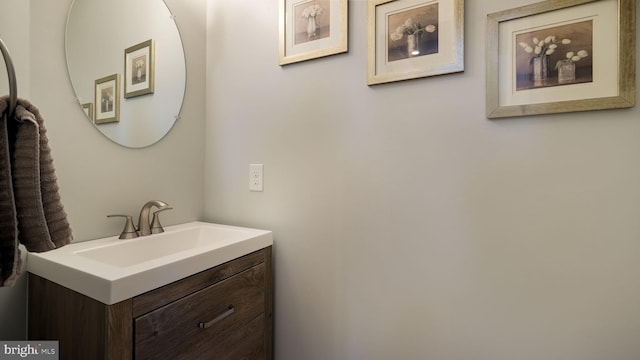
(249, 164, 263, 191)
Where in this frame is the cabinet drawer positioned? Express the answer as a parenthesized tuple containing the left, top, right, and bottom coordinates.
(135, 264, 265, 360)
(192, 314, 265, 360)
(133, 250, 266, 317)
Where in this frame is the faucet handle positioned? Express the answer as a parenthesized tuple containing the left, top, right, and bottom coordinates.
(150, 207, 173, 234)
(107, 214, 139, 239)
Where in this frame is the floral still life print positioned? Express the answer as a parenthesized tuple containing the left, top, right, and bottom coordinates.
(132, 55, 147, 85)
(515, 20, 593, 90)
(387, 3, 439, 62)
(294, 0, 331, 45)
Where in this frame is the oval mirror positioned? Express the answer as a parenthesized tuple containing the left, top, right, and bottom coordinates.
(65, 0, 186, 148)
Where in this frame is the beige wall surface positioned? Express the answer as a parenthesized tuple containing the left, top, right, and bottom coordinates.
(2, 0, 640, 358)
(0, 0, 30, 341)
(0, 0, 206, 339)
(205, 0, 640, 359)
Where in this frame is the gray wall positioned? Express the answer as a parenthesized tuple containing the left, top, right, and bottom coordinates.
(0, 0, 206, 339)
(205, 0, 640, 359)
(0, 0, 31, 341)
(2, 0, 640, 359)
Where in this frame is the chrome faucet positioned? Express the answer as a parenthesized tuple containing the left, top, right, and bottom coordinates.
(137, 200, 172, 236)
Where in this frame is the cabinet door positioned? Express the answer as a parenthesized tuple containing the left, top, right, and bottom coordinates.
(135, 264, 265, 360)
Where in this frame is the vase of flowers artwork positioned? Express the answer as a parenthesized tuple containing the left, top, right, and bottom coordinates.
(302, 4, 323, 40)
(306, 16, 317, 39)
(557, 60, 575, 83)
(556, 50, 588, 84)
(516, 20, 593, 90)
(532, 56, 549, 84)
(520, 36, 569, 86)
(135, 59, 145, 84)
(406, 34, 419, 57)
(390, 19, 436, 58)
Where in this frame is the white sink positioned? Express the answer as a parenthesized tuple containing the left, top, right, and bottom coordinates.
(27, 221, 273, 304)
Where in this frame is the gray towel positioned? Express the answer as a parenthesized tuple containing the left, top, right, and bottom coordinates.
(0, 96, 73, 287)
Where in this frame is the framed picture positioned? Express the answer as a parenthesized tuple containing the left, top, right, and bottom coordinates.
(279, 0, 348, 65)
(94, 74, 120, 125)
(81, 102, 94, 122)
(367, 0, 464, 85)
(124, 39, 155, 98)
(486, 0, 636, 119)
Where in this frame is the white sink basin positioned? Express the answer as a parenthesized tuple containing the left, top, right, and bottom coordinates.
(27, 221, 273, 304)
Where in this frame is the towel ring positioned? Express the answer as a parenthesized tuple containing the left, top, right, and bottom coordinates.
(0, 37, 17, 119)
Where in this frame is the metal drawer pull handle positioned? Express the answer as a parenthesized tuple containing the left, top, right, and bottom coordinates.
(198, 305, 235, 329)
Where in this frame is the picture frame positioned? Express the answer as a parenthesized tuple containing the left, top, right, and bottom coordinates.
(486, 0, 636, 119)
(279, 0, 348, 65)
(124, 39, 155, 98)
(367, 0, 464, 85)
(94, 74, 120, 125)
(81, 102, 94, 122)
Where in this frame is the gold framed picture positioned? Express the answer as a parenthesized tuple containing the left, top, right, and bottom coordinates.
(486, 0, 636, 119)
(94, 73, 120, 125)
(367, 0, 464, 85)
(279, 0, 348, 65)
(124, 39, 155, 98)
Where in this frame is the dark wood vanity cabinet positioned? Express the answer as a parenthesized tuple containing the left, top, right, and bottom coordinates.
(28, 247, 273, 360)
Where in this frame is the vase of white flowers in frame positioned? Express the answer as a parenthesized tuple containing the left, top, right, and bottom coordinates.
(390, 19, 436, 58)
(407, 34, 418, 56)
(135, 59, 144, 83)
(519, 36, 571, 85)
(302, 4, 323, 40)
(556, 50, 588, 83)
(532, 56, 549, 84)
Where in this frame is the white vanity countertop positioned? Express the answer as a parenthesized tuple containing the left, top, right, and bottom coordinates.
(27, 221, 273, 304)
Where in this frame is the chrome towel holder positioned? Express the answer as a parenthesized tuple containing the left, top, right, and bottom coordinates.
(0, 37, 17, 119)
